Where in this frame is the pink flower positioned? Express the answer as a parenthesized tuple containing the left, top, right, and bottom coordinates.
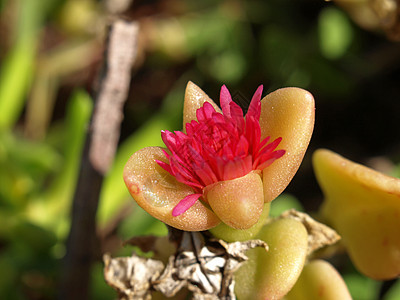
(124, 82, 314, 231)
(157, 85, 285, 217)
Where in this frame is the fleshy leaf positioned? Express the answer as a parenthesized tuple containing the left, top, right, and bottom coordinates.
(204, 171, 264, 229)
(209, 203, 270, 242)
(259, 87, 315, 202)
(313, 149, 400, 280)
(285, 260, 352, 300)
(182, 81, 221, 127)
(123, 147, 220, 231)
(235, 218, 308, 300)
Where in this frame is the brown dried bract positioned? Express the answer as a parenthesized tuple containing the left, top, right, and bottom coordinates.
(278, 209, 341, 255)
(103, 254, 164, 300)
(104, 231, 268, 299)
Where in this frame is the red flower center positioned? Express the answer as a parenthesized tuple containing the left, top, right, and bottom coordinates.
(157, 85, 285, 216)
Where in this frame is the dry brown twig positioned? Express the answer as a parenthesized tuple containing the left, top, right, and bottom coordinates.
(60, 20, 139, 300)
(90, 20, 139, 175)
(277, 209, 341, 255)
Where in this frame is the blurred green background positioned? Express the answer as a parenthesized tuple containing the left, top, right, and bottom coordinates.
(1, 0, 400, 299)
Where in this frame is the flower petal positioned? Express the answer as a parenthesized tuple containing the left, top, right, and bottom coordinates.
(259, 87, 315, 202)
(172, 193, 203, 216)
(246, 84, 263, 120)
(313, 149, 400, 280)
(183, 81, 221, 127)
(123, 147, 221, 231)
(196, 101, 216, 122)
(220, 84, 234, 117)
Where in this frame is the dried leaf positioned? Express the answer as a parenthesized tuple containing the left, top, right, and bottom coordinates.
(103, 253, 164, 300)
(278, 209, 341, 255)
(155, 232, 267, 299)
(104, 231, 268, 299)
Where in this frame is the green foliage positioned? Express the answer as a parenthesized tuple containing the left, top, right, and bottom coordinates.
(0, 89, 92, 299)
(384, 280, 400, 300)
(343, 272, 380, 300)
(318, 7, 354, 60)
(90, 262, 117, 300)
(269, 193, 304, 217)
(118, 207, 168, 239)
(0, 131, 61, 206)
(0, 40, 36, 130)
(0, 0, 60, 130)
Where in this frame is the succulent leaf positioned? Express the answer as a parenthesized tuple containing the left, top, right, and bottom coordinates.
(313, 149, 400, 280)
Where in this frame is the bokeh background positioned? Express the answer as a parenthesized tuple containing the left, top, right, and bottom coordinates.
(1, 0, 400, 299)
